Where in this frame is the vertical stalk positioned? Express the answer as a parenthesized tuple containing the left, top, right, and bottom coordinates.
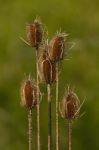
(36, 50, 40, 150)
(68, 120, 72, 150)
(56, 62, 59, 150)
(28, 109, 32, 150)
(47, 84, 52, 150)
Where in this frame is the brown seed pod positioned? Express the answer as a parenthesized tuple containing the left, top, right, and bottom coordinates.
(20, 76, 37, 109)
(26, 18, 42, 49)
(38, 45, 56, 84)
(48, 32, 66, 62)
(42, 58, 56, 84)
(61, 87, 80, 119)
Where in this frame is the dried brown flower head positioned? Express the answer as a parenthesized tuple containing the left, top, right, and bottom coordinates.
(38, 44, 56, 84)
(48, 32, 66, 62)
(60, 87, 80, 120)
(42, 58, 56, 84)
(20, 76, 37, 109)
(26, 17, 42, 49)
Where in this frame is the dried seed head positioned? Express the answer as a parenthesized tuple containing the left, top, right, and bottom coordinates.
(20, 76, 37, 109)
(26, 17, 42, 49)
(38, 42, 56, 84)
(38, 45, 56, 84)
(48, 32, 66, 62)
(61, 87, 80, 120)
(42, 58, 56, 84)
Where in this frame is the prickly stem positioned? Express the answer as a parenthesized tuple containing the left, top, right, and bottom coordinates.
(56, 62, 59, 150)
(36, 50, 40, 150)
(28, 109, 32, 150)
(68, 120, 72, 150)
(47, 84, 52, 150)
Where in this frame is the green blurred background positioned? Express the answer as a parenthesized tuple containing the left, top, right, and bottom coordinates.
(0, 0, 99, 149)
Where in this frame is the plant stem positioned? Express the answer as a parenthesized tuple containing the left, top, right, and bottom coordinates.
(47, 84, 52, 150)
(56, 62, 59, 150)
(36, 50, 40, 150)
(68, 120, 72, 150)
(28, 109, 32, 150)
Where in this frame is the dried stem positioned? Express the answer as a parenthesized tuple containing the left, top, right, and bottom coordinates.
(47, 84, 52, 150)
(28, 109, 32, 150)
(36, 50, 40, 150)
(56, 62, 59, 150)
(68, 120, 72, 150)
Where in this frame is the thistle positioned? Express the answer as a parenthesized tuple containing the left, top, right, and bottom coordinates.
(20, 75, 37, 150)
(61, 87, 80, 119)
(20, 16, 84, 150)
(26, 17, 43, 50)
(59, 86, 84, 150)
(38, 42, 56, 150)
(38, 42, 56, 84)
(48, 32, 67, 62)
(48, 31, 66, 150)
(26, 17, 43, 150)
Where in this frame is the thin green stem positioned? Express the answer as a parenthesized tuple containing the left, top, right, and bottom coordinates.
(47, 84, 52, 150)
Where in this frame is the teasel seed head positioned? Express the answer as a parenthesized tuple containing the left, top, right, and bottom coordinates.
(60, 87, 80, 120)
(38, 42, 56, 84)
(26, 17, 43, 49)
(48, 32, 67, 62)
(20, 75, 37, 109)
(42, 58, 56, 84)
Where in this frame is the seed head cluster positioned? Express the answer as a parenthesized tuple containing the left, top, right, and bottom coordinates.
(26, 17, 67, 85)
(38, 32, 66, 85)
(20, 17, 84, 150)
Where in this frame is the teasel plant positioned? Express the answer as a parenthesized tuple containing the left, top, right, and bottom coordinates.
(20, 17, 43, 150)
(20, 75, 38, 150)
(59, 86, 85, 150)
(48, 31, 67, 150)
(26, 17, 43, 150)
(38, 42, 56, 150)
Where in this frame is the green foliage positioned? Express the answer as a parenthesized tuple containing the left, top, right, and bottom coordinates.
(0, 0, 99, 149)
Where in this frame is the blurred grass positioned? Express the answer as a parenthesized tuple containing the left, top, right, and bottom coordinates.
(0, 0, 99, 149)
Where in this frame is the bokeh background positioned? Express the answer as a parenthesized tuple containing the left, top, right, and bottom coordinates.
(0, 0, 99, 149)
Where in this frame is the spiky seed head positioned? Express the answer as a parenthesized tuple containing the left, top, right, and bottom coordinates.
(38, 53, 56, 84)
(61, 87, 80, 119)
(48, 32, 66, 62)
(26, 17, 42, 49)
(42, 58, 56, 84)
(38, 42, 56, 84)
(20, 76, 37, 109)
